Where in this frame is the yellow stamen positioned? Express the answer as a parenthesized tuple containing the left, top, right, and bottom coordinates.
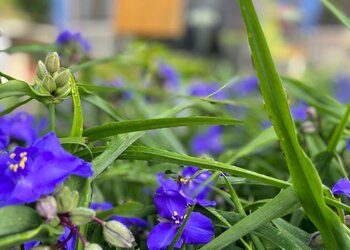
(19, 157, 27, 169)
(9, 153, 16, 159)
(175, 220, 180, 224)
(173, 211, 178, 216)
(180, 177, 188, 184)
(20, 152, 27, 158)
(9, 164, 18, 172)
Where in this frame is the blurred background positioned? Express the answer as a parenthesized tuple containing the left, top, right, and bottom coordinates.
(0, 0, 350, 84)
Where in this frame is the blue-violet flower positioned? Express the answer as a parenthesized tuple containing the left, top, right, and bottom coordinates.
(0, 132, 93, 207)
(190, 125, 223, 156)
(147, 191, 214, 250)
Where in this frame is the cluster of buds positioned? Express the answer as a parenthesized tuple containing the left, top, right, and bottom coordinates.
(35, 186, 135, 249)
(34, 52, 72, 101)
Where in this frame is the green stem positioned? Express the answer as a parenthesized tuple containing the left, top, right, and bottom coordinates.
(223, 175, 265, 250)
(49, 103, 56, 132)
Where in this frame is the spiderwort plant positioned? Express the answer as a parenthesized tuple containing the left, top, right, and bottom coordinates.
(147, 191, 214, 250)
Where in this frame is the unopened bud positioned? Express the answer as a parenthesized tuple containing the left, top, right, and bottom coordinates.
(55, 69, 71, 87)
(36, 196, 57, 221)
(54, 83, 71, 98)
(36, 60, 48, 80)
(56, 186, 79, 213)
(345, 214, 350, 228)
(103, 220, 135, 248)
(307, 231, 323, 248)
(35, 84, 50, 95)
(70, 207, 96, 226)
(42, 75, 57, 93)
(45, 52, 60, 74)
(32, 246, 52, 250)
(84, 243, 103, 250)
(302, 121, 316, 134)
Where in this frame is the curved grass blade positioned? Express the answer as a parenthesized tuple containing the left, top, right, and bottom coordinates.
(0, 97, 33, 117)
(238, 0, 350, 248)
(119, 145, 290, 189)
(83, 117, 242, 140)
(320, 0, 350, 29)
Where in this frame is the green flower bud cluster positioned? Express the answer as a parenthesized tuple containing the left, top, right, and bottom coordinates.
(55, 186, 79, 213)
(34, 52, 72, 100)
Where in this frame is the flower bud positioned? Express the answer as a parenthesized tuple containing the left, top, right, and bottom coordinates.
(84, 243, 103, 250)
(36, 196, 57, 221)
(45, 52, 60, 74)
(36, 60, 48, 80)
(42, 75, 57, 93)
(56, 186, 79, 213)
(54, 69, 71, 87)
(32, 246, 52, 250)
(35, 84, 51, 95)
(54, 83, 71, 98)
(307, 231, 323, 247)
(70, 207, 96, 226)
(103, 220, 135, 248)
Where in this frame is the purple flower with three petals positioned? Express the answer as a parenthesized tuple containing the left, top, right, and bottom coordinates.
(157, 62, 179, 91)
(332, 178, 350, 197)
(189, 82, 226, 100)
(56, 30, 91, 53)
(291, 102, 309, 121)
(0, 132, 93, 207)
(190, 125, 223, 156)
(157, 166, 216, 207)
(147, 191, 214, 250)
(230, 75, 258, 97)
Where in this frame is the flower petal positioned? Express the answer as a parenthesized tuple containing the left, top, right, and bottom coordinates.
(332, 178, 350, 197)
(147, 222, 182, 250)
(182, 212, 214, 244)
(154, 191, 187, 220)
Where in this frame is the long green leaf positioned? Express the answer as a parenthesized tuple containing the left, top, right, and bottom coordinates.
(200, 187, 300, 249)
(119, 145, 289, 189)
(239, 0, 350, 248)
(83, 117, 241, 140)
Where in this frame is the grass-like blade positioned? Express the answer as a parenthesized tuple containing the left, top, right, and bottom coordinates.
(83, 117, 242, 140)
(321, 0, 350, 29)
(238, 0, 350, 248)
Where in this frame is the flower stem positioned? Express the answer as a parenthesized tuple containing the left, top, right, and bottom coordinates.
(49, 103, 56, 132)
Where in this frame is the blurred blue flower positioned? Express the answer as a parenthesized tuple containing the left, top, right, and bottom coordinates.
(0, 112, 46, 151)
(290, 102, 308, 121)
(157, 166, 215, 207)
(0, 132, 93, 207)
(90, 202, 149, 228)
(334, 73, 350, 104)
(147, 191, 214, 250)
(189, 82, 226, 100)
(190, 126, 223, 156)
(24, 227, 76, 250)
(56, 30, 91, 53)
(157, 62, 179, 91)
(230, 75, 258, 97)
(332, 178, 350, 197)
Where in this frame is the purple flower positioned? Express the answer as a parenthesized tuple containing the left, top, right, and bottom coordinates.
(24, 227, 76, 250)
(334, 73, 350, 104)
(147, 191, 214, 250)
(90, 201, 113, 211)
(157, 166, 215, 207)
(0, 132, 93, 207)
(190, 126, 223, 156)
(189, 82, 226, 100)
(332, 178, 350, 197)
(56, 30, 91, 53)
(230, 75, 258, 97)
(157, 62, 179, 91)
(290, 102, 309, 121)
(90, 202, 149, 228)
(0, 112, 45, 151)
